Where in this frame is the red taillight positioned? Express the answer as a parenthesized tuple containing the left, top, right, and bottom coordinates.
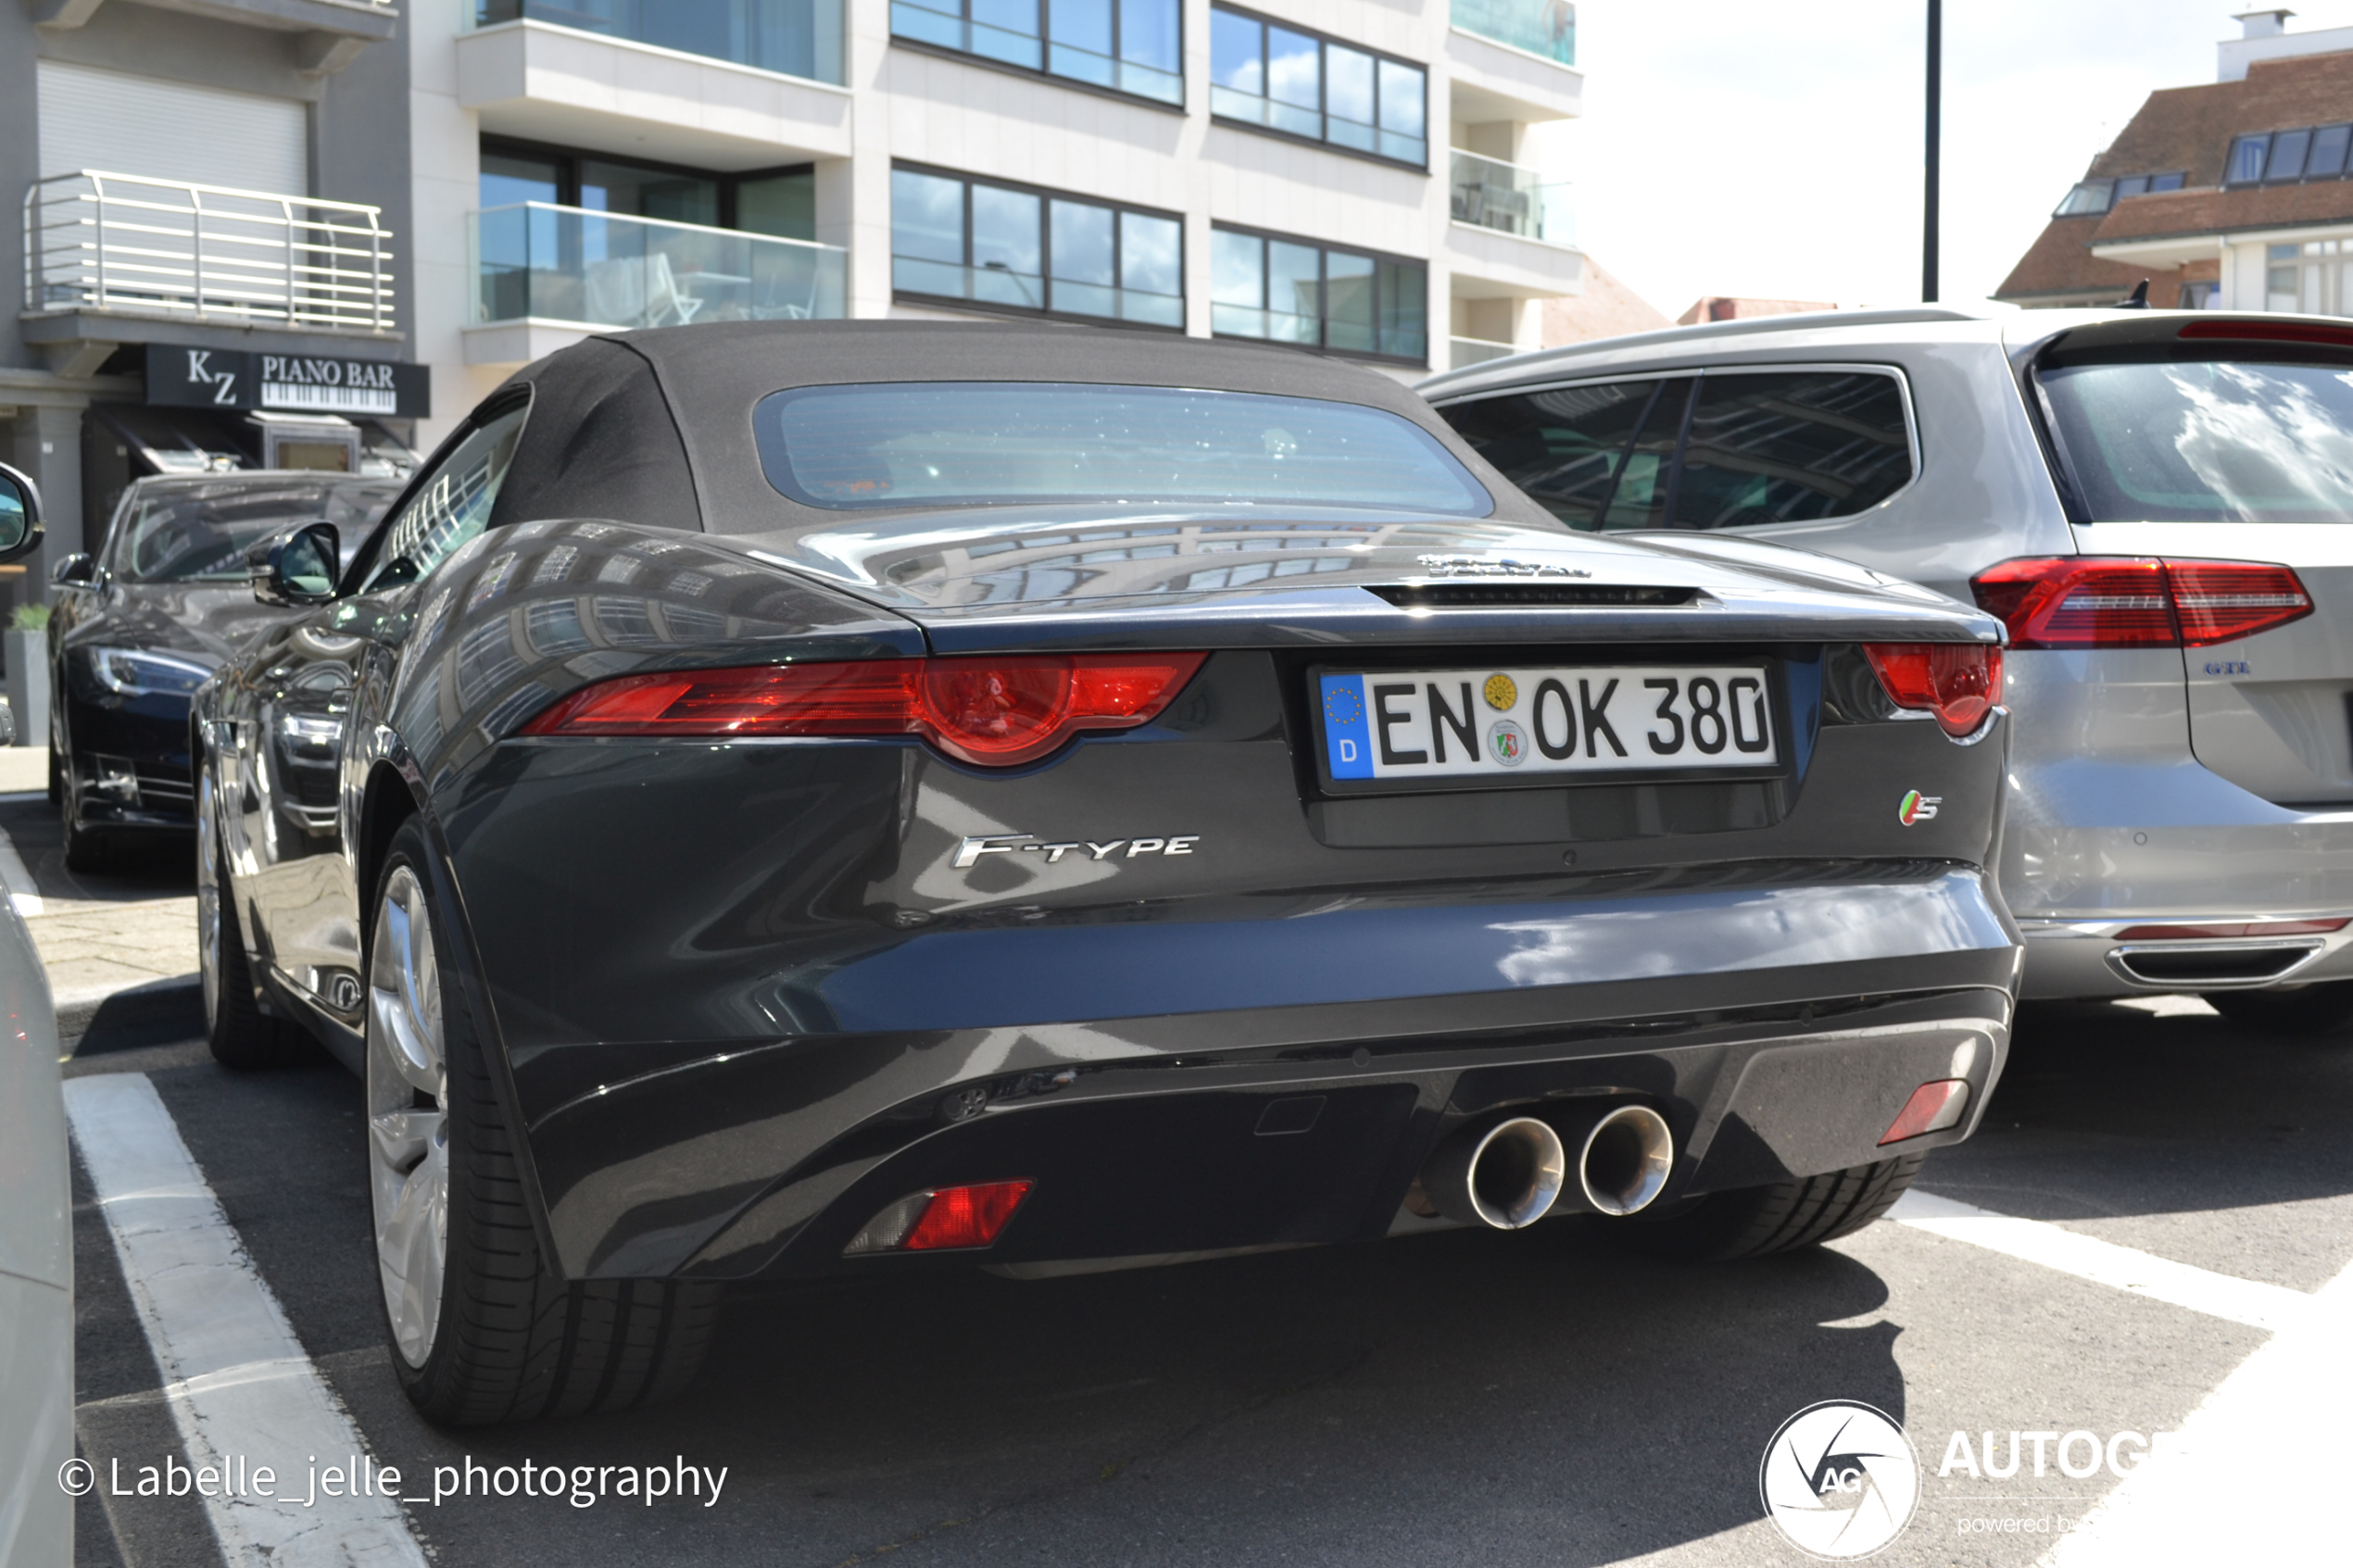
(1862, 643, 2003, 738)
(1969, 557, 2312, 650)
(519, 653, 1207, 767)
(2166, 562, 2316, 646)
(844, 1180, 1034, 1254)
(2112, 919, 2349, 941)
(1880, 1080, 1969, 1146)
(2177, 318, 2353, 347)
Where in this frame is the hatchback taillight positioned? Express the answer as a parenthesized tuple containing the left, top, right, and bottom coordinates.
(1863, 643, 2004, 738)
(519, 653, 1208, 767)
(1969, 557, 2313, 649)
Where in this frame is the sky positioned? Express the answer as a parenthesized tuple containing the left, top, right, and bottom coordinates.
(1525, 2, 2353, 319)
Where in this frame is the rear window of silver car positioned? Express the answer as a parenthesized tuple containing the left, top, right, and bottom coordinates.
(2040, 359, 2353, 522)
(1441, 370, 1914, 532)
(751, 382, 1494, 515)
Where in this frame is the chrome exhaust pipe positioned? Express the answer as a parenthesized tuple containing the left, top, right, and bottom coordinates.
(1416, 1116, 1567, 1230)
(1563, 1103, 1674, 1216)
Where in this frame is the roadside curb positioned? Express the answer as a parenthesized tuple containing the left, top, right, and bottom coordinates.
(57, 973, 203, 1057)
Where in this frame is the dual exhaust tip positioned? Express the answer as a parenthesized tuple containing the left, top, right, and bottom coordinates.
(1416, 1105, 1674, 1230)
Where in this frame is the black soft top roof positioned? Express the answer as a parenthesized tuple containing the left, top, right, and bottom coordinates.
(484, 320, 1552, 536)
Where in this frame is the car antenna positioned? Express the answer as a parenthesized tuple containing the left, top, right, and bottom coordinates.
(2115, 279, 2150, 309)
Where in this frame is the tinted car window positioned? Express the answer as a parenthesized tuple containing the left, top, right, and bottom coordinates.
(1668, 370, 1914, 529)
(2040, 359, 2353, 521)
(751, 383, 1493, 516)
(1599, 379, 1692, 530)
(108, 477, 403, 583)
(1441, 380, 1684, 530)
(363, 403, 530, 591)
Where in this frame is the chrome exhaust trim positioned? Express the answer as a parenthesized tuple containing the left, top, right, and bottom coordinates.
(1416, 1116, 1567, 1230)
(1566, 1103, 1675, 1217)
(2105, 939, 2324, 989)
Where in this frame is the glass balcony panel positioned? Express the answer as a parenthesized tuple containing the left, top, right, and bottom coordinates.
(1210, 84, 1268, 124)
(889, 0, 965, 48)
(1118, 290, 1183, 327)
(1115, 59, 1183, 103)
(1379, 131, 1427, 165)
(1050, 40, 1118, 86)
(1327, 113, 1378, 154)
(475, 0, 846, 85)
(1269, 101, 1322, 139)
(1449, 150, 1573, 244)
(472, 204, 846, 327)
(1448, 0, 1574, 65)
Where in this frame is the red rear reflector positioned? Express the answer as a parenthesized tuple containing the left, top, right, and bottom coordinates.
(1880, 1080, 1969, 1146)
(520, 653, 1207, 767)
(2112, 919, 2349, 941)
(2178, 319, 2353, 347)
(1861, 643, 2003, 737)
(1969, 557, 2312, 649)
(901, 1180, 1033, 1250)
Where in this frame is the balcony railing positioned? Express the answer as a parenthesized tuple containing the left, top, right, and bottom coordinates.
(1450, 151, 1573, 245)
(472, 0, 845, 86)
(1450, 335, 1522, 370)
(472, 204, 846, 329)
(1450, 0, 1574, 65)
(23, 171, 395, 332)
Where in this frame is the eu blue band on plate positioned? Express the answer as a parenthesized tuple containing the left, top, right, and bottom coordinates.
(1320, 673, 1373, 778)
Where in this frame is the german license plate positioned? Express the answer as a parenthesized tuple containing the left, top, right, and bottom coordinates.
(1316, 665, 1777, 782)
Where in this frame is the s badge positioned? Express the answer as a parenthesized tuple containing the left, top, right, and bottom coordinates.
(1898, 790, 1942, 826)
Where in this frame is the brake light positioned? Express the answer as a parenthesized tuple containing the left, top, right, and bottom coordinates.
(1862, 643, 2003, 738)
(1969, 557, 2312, 649)
(843, 1180, 1034, 1254)
(2177, 318, 2353, 347)
(519, 653, 1207, 767)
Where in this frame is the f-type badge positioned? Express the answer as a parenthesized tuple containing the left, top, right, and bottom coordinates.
(1897, 791, 1942, 826)
(953, 833, 1201, 868)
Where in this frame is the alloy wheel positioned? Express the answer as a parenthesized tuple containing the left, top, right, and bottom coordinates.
(366, 864, 450, 1368)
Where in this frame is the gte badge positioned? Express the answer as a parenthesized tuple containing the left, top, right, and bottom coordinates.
(1898, 790, 1942, 826)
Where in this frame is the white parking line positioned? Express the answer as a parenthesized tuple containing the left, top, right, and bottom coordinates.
(2041, 1250, 2353, 1564)
(64, 1073, 427, 1568)
(1888, 1189, 2310, 1332)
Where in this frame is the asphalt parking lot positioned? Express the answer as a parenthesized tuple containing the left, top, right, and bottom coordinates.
(45, 828, 2353, 1566)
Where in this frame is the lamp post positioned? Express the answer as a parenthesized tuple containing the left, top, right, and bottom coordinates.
(1924, 0, 1942, 302)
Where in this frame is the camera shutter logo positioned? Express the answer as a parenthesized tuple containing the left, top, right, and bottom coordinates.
(1758, 1400, 1920, 1559)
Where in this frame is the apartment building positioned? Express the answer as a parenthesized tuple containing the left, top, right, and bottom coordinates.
(431, 0, 1585, 433)
(3, 0, 1581, 581)
(3, 0, 418, 588)
(1995, 9, 2353, 312)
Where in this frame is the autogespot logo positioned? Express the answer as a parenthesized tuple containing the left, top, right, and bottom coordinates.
(1758, 1400, 1921, 1560)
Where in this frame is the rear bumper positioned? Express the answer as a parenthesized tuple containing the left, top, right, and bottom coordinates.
(505, 900, 2019, 1282)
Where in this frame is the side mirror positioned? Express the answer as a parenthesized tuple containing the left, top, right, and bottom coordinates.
(247, 521, 341, 608)
(0, 463, 44, 564)
(52, 553, 96, 589)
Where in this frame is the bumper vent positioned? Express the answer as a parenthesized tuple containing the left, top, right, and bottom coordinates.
(1370, 583, 1699, 609)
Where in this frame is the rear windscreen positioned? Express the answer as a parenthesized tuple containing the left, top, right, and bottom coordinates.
(2039, 358, 2353, 521)
(751, 382, 1494, 516)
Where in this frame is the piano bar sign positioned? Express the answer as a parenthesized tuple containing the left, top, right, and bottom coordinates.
(144, 345, 430, 419)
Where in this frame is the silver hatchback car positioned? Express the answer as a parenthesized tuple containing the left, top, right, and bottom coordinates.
(1422, 306, 2353, 1033)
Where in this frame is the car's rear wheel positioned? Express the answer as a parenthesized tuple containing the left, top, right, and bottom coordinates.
(369, 819, 718, 1426)
(2201, 982, 2353, 1035)
(1598, 1153, 1926, 1261)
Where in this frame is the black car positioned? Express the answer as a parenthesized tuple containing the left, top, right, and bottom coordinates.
(196, 321, 2018, 1426)
(50, 471, 401, 869)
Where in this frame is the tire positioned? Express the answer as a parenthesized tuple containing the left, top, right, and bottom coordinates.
(201, 846, 314, 1071)
(58, 741, 115, 876)
(1600, 1153, 1928, 1261)
(367, 819, 718, 1426)
(2202, 982, 2353, 1036)
(46, 737, 60, 809)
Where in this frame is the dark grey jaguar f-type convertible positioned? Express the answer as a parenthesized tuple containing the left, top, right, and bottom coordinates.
(195, 321, 2018, 1426)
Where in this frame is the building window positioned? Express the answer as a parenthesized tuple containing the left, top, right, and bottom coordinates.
(2051, 171, 2183, 218)
(891, 166, 1183, 327)
(1209, 226, 1426, 362)
(2228, 125, 2353, 186)
(889, 0, 1182, 105)
(480, 140, 814, 239)
(474, 0, 843, 85)
(1208, 7, 1427, 167)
